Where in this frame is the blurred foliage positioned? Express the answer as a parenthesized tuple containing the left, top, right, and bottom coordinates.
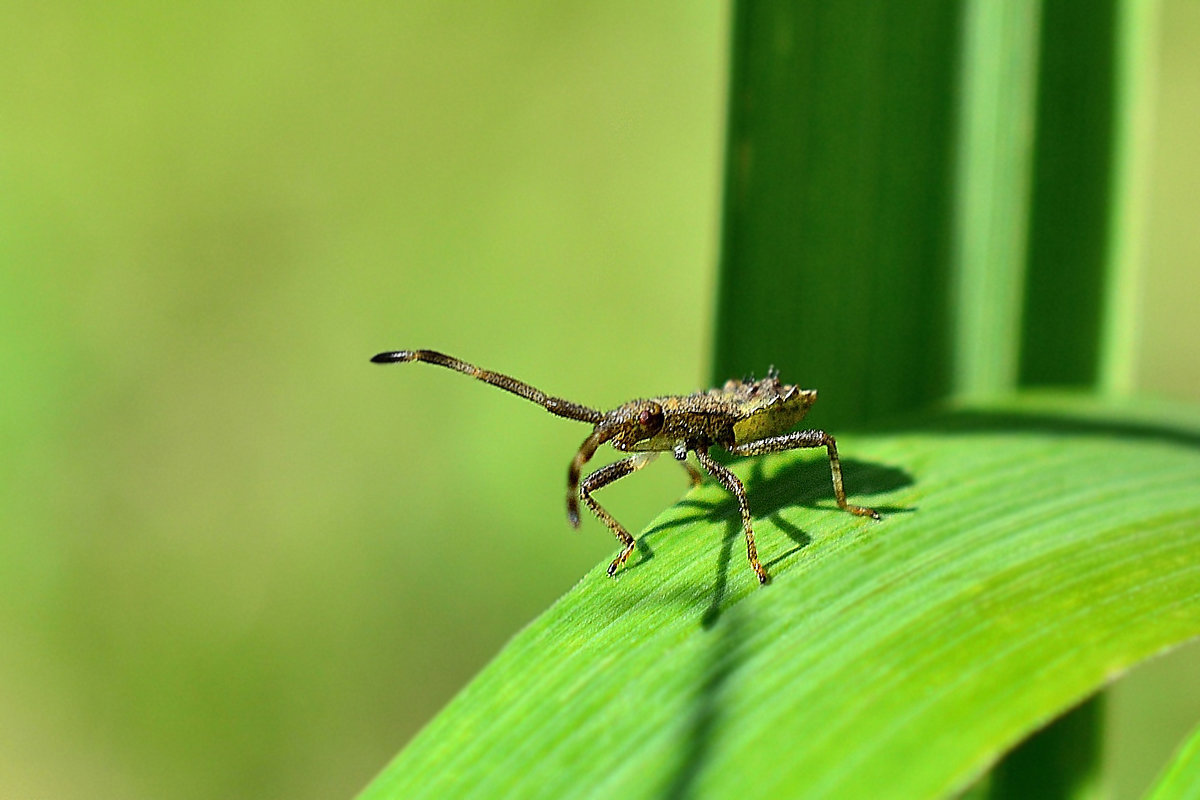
(0, 2, 1197, 799)
(0, 3, 723, 798)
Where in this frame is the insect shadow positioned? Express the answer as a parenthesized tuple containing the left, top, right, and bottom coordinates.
(628, 455, 913, 626)
(657, 457, 911, 800)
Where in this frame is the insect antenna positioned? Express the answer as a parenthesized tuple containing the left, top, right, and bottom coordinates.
(371, 350, 605, 424)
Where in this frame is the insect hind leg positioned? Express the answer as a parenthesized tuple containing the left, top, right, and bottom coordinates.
(579, 453, 657, 577)
(727, 430, 879, 519)
(694, 448, 769, 584)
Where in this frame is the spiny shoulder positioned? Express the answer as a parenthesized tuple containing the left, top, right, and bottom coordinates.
(652, 370, 813, 418)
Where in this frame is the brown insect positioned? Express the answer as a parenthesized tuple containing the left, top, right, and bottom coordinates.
(371, 349, 879, 584)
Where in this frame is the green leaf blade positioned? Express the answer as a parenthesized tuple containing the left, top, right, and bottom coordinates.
(1144, 720, 1200, 800)
(360, 397, 1200, 800)
(712, 3, 961, 425)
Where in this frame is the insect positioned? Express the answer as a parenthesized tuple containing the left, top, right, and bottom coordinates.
(371, 349, 879, 584)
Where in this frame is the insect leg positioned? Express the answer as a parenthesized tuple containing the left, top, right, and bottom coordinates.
(727, 431, 879, 519)
(579, 453, 658, 577)
(673, 444, 703, 487)
(694, 448, 770, 584)
(567, 426, 619, 527)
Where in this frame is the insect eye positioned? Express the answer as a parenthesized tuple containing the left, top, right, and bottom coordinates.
(638, 403, 664, 433)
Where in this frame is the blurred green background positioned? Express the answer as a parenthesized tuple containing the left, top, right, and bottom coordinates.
(1, 2, 1197, 799)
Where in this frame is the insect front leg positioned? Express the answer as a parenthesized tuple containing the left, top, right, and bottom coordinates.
(579, 453, 657, 577)
(694, 448, 770, 585)
(727, 430, 880, 519)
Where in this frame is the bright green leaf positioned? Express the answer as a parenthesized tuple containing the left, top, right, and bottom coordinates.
(359, 395, 1200, 799)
